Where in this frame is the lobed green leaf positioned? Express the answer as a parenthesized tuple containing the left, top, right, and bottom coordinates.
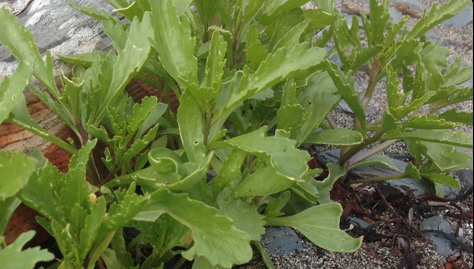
(303, 129, 363, 146)
(139, 189, 253, 268)
(384, 129, 473, 148)
(0, 151, 37, 201)
(223, 127, 310, 180)
(150, 0, 197, 89)
(0, 231, 54, 268)
(266, 203, 363, 252)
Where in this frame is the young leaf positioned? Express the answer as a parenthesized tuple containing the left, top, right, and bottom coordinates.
(266, 203, 362, 252)
(223, 127, 310, 180)
(250, 44, 326, 101)
(212, 149, 247, 193)
(177, 91, 207, 165)
(313, 163, 346, 203)
(150, 0, 198, 89)
(423, 174, 460, 189)
(438, 109, 473, 126)
(303, 129, 363, 146)
(277, 104, 306, 137)
(0, 8, 57, 93)
(402, 115, 459, 129)
(313, 0, 335, 13)
(260, 0, 311, 25)
(95, 13, 153, 125)
(265, 191, 292, 218)
(0, 151, 37, 201)
(420, 142, 473, 171)
(220, 44, 326, 115)
(295, 72, 341, 144)
(0, 231, 54, 268)
(349, 155, 403, 173)
(303, 9, 336, 31)
(119, 125, 159, 166)
(0, 197, 21, 236)
(246, 25, 269, 70)
(140, 189, 253, 268)
(352, 45, 383, 71)
(19, 163, 64, 223)
(199, 31, 227, 107)
(404, 163, 421, 181)
(58, 51, 107, 67)
(113, 0, 151, 21)
(325, 60, 366, 134)
(0, 62, 34, 124)
(218, 198, 266, 241)
(69, 2, 117, 21)
(406, 0, 471, 40)
(131, 214, 189, 260)
(383, 129, 473, 148)
(234, 163, 295, 197)
(105, 183, 149, 231)
(366, 0, 391, 46)
(78, 197, 107, 261)
(271, 19, 310, 52)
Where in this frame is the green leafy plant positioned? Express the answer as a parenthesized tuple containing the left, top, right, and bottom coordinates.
(323, 0, 473, 196)
(0, 0, 472, 268)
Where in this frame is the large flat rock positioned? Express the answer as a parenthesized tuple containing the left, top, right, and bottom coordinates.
(0, 0, 116, 78)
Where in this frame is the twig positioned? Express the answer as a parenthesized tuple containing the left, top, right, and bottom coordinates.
(374, 184, 428, 240)
(422, 230, 473, 253)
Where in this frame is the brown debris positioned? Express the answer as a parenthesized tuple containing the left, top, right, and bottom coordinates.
(341, 2, 370, 17)
(394, 2, 423, 18)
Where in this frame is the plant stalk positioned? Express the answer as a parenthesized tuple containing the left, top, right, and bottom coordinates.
(338, 131, 384, 166)
(326, 114, 338, 129)
(347, 139, 398, 167)
(8, 117, 78, 154)
(350, 173, 405, 184)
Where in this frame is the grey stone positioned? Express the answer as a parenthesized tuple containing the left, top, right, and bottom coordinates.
(261, 227, 304, 256)
(389, 7, 405, 23)
(420, 216, 457, 257)
(337, 100, 353, 114)
(443, 185, 462, 201)
(457, 169, 473, 192)
(441, 7, 473, 28)
(1, 0, 116, 77)
(365, 108, 377, 117)
(347, 217, 370, 229)
(329, 53, 342, 68)
(317, 149, 435, 196)
(459, 78, 473, 89)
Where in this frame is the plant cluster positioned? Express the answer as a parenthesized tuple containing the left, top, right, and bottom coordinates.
(0, 0, 472, 268)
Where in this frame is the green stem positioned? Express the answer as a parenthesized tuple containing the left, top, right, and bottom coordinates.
(361, 58, 380, 110)
(339, 131, 384, 166)
(351, 173, 405, 184)
(171, 257, 186, 269)
(326, 114, 338, 129)
(347, 139, 398, 167)
(8, 117, 77, 154)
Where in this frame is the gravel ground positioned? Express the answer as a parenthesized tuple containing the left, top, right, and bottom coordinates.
(239, 1, 473, 268)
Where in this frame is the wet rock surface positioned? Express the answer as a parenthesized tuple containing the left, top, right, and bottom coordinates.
(419, 216, 469, 257)
(261, 227, 305, 255)
(0, 0, 115, 77)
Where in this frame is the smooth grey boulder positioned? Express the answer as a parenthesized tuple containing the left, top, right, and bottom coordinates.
(346, 216, 371, 229)
(317, 149, 435, 197)
(1, 0, 116, 77)
(457, 169, 473, 192)
(441, 7, 473, 28)
(420, 216, 457, 257)
(261, 227, 304, 255)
